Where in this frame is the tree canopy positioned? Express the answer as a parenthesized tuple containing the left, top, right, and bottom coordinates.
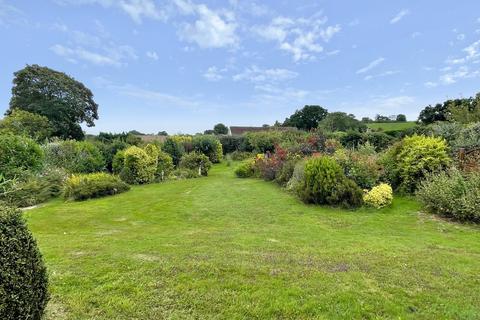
(213, 123, 228, 135)
(7, 64, 98, 140)
(0, 109, 52, 142)
(283, 105, 328, 130)
(318, 112, 366, 132)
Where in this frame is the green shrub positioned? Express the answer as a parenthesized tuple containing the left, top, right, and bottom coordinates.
(416, 169, 480, 222)
(192, 135, 223, 163)
(0, 167, 66, 208)
(363, 183, 393, 209)
(155, 150, 174, 181)
(234, 160, 255, 178)
(162, 137, 185, 166)
(340, 131, 364, 148)
(245, 131, 281, 153)
(382, 135, 451, 193)
(286, 160, 306, 193)
(171, 168, 200, 179)
(230, 151, 254, 161)
(112, 150, 125, 175)
(94, 139, 128, 172)
(0, 134, 44, 179)
(64, 172, 130, 201)
(179, 152, 212, 176)
(334, 149, 383, 189)
(0, 109, 52, 142)
(301, 156, 363, 208)
(43, 140, 105, 173)
(0, 205, 49, 319)
(275, 158, 300, 187)
(120, 146, 157, 184)
(364, 132, 394, 151)
(219, 135, 251, 153)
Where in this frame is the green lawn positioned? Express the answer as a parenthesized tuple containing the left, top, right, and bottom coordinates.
(367, 121, 416, 131)
(26, 163, 480, 319)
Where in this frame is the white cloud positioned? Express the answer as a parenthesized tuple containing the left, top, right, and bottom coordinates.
(175, 0, 238, 48)
(390, 9, 409, 24)
(233, 65, 298, 83)
(253, 13, 341, 61)
(55, 0, 167, 23)
(364, 70, 400, 81)
(424, 81, 438, 88)
(440, 66, 479, 84)
(0, 0, 26, 27)
(356, 57, 385, 74)
(51, 24, 137, 66)
(146, 50, 159, 60)
(203, 66, 225, 81)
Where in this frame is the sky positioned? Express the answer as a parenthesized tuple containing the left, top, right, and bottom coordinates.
(1, 1, 480, 134)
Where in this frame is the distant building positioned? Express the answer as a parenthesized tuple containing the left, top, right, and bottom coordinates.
(228, 126, 297, 136)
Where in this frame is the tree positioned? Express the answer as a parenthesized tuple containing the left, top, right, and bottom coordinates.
(7, 65, 98, 140)
(319, 112, 367, 132)
(448, 93, 480, 124)
(213, 123, 228, 135)
(283, 105, 328, 130)
(396, 114, 407, 122)
(375, 114, 391, 122)
(0, 110, 52, 142)
(157, 131, 168, 136)
(418, 103, 449, 124)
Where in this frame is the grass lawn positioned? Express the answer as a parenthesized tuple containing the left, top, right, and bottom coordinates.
(26, 163, 480, 319)
(367, 121, 417, 131)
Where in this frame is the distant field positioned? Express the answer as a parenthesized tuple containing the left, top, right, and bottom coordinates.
(367, 121, 416, 131)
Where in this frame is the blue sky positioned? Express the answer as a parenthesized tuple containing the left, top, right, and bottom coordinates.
(1, 0, 480, 134)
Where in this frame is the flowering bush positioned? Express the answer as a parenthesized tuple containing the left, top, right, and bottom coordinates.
(363, 183, 393, 209)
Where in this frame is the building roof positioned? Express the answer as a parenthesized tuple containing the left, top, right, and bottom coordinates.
(229, 126, 297, 135)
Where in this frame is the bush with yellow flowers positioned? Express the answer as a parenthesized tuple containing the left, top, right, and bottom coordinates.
(363, 183, 393, 209)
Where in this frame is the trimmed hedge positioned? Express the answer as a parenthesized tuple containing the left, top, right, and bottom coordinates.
(0, 205, 49, 319)
(64, 172, 130, 201)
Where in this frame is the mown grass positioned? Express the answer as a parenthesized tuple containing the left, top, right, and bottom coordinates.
(367, 121, 417, 131)
(26, 163, 480, 319)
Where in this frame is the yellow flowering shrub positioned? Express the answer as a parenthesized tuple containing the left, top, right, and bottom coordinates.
(363, 183, 393, 209)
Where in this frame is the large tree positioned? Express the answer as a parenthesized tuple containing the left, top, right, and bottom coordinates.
(318, 112, 366, 132)
(213, 123, 228, 135)
(7, 64, 98, 140)
(418, 102, 449, 124)
(283, 105, 328, 130)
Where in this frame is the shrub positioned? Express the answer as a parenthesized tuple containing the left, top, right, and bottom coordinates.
(171, 168, 201, 179)
(364, 132, 394, 151)
(120, 146, 157, 184)
(0, 167, 66, 208)
(43, 140, 105, 173)
(162, 137, 185, 166)
(0, 109, 52, 142)
(94, 139, 128, 172)
(334, 149, 383, 189)
(245, 131, 281, 153)
(363, 183, 393, 209)
(192, 135, 223, 163)
(382, 135, 451, 193)
(230, 151, 254, 161)
(234, 159, 255, 178)
(416, 169, 480, 222)
(452, 122, 480, 150)
(219, 135, 251, 153)
(64, 172, 130, 201)
(179, 152, 212, 176)
(275, 158, 300, 187)
(0, 134, 44, 179)
(301, 156, 363, 208)
(156, 150, 174, 181)
(286, 160, 306, 193)
(0, 205, 49, 319)
(253, 146, 288, 181)
(340, 130, 364, 148)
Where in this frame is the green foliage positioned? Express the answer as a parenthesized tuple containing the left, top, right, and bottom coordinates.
(213, 123, 228, 135)
(417, 169, 480, 222)
(382, 135, 451, 192)
(0, 167, 66, 208)
(192, 135, 223, 163)
(396, 114, 407, 122)
(275, 158, 300, 187)
(283, 105, 328, 130)
(245, 130, 281, 153)
(452, 122, 480, 150)
(301, 156, 363, 208)
(0, 134, 44, 179)
(339, 130, 364, 148)
(334, 148, 383, 189)
(234, 159, 255, 178)
(218, 135, 251, 154)
(8, 64, 98, 140)
(162, 137, 185, 166)
(0, 109, 52, 142)
(179, 152, 212, 176)
(64, 172, 130, 201)
(319, 112, 367, 132)
(418, 103, 449, 124)
(94, 139, 128, 172)
(230, 151, 254, 161)
(156, 150, 174, 181)
(172, 168, 201, 179)
(447, 93, 480, 124)
(0, 205, 49, 320)
(120, 146, 157, 184)
(44, 140, 105, 173)
(363, 132, 394, 151)
(363, 183, 393, 209)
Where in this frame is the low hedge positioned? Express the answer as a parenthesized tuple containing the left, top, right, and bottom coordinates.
(64, 173, 130, 201)
(0, 205, 49, 319)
